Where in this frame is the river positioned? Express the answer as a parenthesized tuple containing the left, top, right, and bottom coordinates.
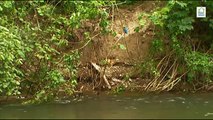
(0, 92, 213, 119)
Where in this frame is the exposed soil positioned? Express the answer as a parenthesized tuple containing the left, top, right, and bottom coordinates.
(80, 1, 158, 64)
(74, 1, 210, 93)
(74, 1, 213, 94)
(75, 1, 163, 91)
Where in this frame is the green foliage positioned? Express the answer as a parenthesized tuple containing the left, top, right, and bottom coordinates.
(134, 12, 148, 32)
(138, 13, 147, 27)
(171, 36, 184, 57)
(0, 0, 113, 103)
(45, 70, 65, 88)
(145, 0, 213, 84)
(149, 1, 195, 35)
(185, 52, 213, 82)
(114, 84, 126, 94)
(0, 1, 14, 12)
(150, 39, 164, 53)
(0, 26, 25, 96)
(63, 51, 80, 88)
(118, 43, 127, 50)
(149, 1, 213, 36)
(210, 19, 213, 29)
(134, 27, 140, 33)
(139, 59, 159, 79)
(117, 0, 138, 5)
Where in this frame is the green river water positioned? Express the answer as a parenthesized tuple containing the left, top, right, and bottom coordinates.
(0, 93, 213, 119)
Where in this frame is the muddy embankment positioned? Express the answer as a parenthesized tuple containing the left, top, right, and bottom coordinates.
(74, 1, 213, 94)
(72, 1, 192, 93)
(75, 1, 155, 91)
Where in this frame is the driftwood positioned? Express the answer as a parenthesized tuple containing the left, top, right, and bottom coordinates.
(90, 62, 111, 89)
(103, 75, 111, 89)
(91, 62, 101, 72)
(112, 78, 123, 83)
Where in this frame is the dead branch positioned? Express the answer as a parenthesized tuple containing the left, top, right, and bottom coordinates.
(90, 62, 111, 89)
(112, 78, 123, 83)
(145, 51, 188, 92)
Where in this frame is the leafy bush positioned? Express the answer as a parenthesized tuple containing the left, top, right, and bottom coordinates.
(185, 51, 213, 82)
(0, 1, 112, 103)
(141, 1, 213, 84)
(0, 26, 25, 96)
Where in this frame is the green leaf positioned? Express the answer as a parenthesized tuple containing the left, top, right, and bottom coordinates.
(119, 44, 126, 50)
(134, 26, 140, 32)
(112, 31, 117, 37)
(0, 6, 3, 11)
(3, 1, 13, 8)
(139, 19, 146, 26)
(17, 50, 25, 58)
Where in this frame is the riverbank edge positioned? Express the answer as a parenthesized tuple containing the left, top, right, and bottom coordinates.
(1, 80, 213, 105)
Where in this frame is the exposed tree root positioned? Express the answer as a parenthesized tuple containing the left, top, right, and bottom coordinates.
(145, 53, 188, 92)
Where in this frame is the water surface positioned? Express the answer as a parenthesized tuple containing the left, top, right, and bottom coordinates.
(0, 93, 213, 119)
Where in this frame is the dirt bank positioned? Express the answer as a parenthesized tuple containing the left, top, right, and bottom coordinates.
(74, 1, 162, 91)
(74, 1, 213, 93)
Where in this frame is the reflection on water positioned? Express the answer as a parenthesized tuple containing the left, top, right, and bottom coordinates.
(0, 93, 213, 119)
(205, 112, 213, 117)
